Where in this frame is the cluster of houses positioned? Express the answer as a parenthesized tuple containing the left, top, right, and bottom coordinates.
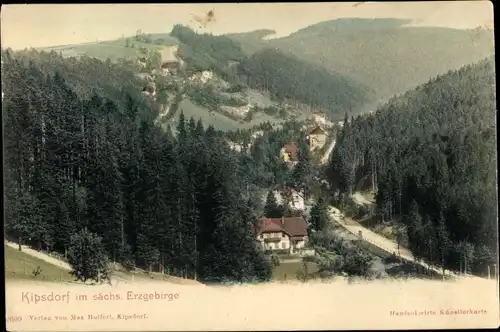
(255, 117, 332, 256)
(279, 114, 330, 166)
(138, 45, 184, 100)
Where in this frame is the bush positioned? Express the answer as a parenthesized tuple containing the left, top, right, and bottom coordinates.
(269, 253, 281, 267)
(342, 197, 359, 217)
(67, 228, 110, 284)
(225, 84, 245, 93)
(32, 266, 42, 277)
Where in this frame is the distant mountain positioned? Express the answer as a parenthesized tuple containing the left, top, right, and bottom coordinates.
(227, 18, 495, 103)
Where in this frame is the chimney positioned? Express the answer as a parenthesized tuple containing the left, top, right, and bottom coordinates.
(281, 216, 285, 225)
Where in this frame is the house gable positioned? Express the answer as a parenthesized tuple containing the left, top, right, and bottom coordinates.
(161, 61, 180, 69)
(309, 126, 327, 136)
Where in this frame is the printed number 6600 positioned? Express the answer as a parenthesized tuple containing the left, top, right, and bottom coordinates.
(7, 316, 23, 323)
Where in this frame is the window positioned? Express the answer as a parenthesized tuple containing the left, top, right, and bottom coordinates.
(282, 242, 286, 249)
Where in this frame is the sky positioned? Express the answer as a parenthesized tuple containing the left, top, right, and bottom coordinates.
(1, 2, 494, 50)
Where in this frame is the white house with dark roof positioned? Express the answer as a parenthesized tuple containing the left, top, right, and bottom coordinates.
(255, 216, 309, 253)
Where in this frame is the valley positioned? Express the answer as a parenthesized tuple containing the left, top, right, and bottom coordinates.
(2, 17, 497, 286)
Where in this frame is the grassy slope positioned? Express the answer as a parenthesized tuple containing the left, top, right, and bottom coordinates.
(40, 35, 179, 61)
(41, 35, 293, 131)
(41, 19, 494, 114)
(272, 261, 319, 281)
(172, 99, 286, 132)
(228, 18, 494, 104)
(4, 245, 74, 282)
(5, 244, 201, 285)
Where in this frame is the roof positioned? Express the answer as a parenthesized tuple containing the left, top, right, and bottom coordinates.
(283, 142, 299, 161)
(142, 84, 156, 93)
(161, 61, 180, 69)
(309, 126, 327, 135)
(283, 143, 299, 161)
(283, 142, 298, 153)
(255, 217, 308, 237)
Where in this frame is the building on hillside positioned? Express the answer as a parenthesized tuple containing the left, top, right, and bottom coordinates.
(310, 112, 335, 128)
(200, 70, 214, 83)
(137, 57, 147, 68)
(312, 112, 327, 125)
(251, 130, 264, 140)
(280, 142, 299, 165)
(306, 126, 328, 151)
(273, 188, 305, 211)
(227, 140, 243, 152)
(221, 103, 252, 118)
(161, 61, 180, 75)
(142, 84, 157, 101)
(255, 216, 309, 253)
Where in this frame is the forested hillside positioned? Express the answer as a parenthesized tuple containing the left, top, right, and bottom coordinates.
(2, 49, 273, 283)
(228, 18, 494, 102)
(328, 57, 497, 275)
(170, 24, 246, 79)
(2, 49, 152, 112)
(238, 49, 371, 118)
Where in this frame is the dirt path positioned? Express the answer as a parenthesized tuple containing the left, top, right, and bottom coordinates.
(4, 241, 134, 284)
(5, 241, 72, 271)
(320, 139, 336, 164)
(4, 240, 202, 285)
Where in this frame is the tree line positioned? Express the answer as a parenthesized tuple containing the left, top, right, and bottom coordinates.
(327, 57, 497, 276)
(2, 49, 273, 283)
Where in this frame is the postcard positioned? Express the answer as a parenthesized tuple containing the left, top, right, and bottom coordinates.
(2, 2, 498, 331)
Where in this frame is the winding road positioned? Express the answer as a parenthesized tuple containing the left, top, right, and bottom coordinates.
(320, 139, 336, 164)
(327, 209, 483, 281)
